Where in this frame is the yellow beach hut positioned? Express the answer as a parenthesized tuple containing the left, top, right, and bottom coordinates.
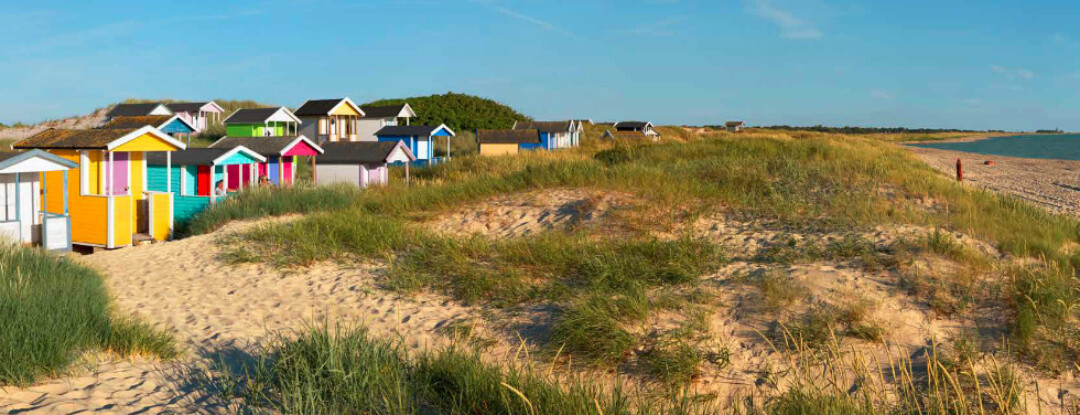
(13, 126, 187, 249)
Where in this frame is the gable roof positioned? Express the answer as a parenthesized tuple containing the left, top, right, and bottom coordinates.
(317, 141, 416, 164)
(166, 101, 224, 114)
(209, 135, 324, 157)
(146, 146, 266, 166)
(725, 121, 745, 127)
(359, 103, 417, 119)
(614, 121, 652, 129)
(13, 126, 187, 151)
(477, 129, 541, 144)
(223, 107, 301, 124)
(512, 120, 573, 134)
(102, 115, 196, 131)
(106, 103, 172, 118)
(375, 124, 455, 137)
(294, 98, 365, 117)
(0, 149, 78, 173)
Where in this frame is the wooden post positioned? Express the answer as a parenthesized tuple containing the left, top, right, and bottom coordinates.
(311, 155, 317, 185)
(405, 162, 410, 186)
(166, 152, 172, 192)
(62, 171, 68, 216)
(210, 165, 216, 204)
(107, 151, 113, 195)
(14, 173, 20, 242)
(42, 171, 47, 248)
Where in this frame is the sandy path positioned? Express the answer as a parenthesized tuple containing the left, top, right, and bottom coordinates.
(0, 218, 484, 414)
(908, 145, 1080, 218)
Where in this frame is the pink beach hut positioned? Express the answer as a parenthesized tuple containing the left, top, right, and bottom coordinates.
(209, 135, 324, 187)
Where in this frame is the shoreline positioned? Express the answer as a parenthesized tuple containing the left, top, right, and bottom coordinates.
(900, 132, 1017, 145)
(906, 144, 1080, 218)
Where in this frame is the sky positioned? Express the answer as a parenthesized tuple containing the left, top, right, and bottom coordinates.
(2, 0, 1080, 131)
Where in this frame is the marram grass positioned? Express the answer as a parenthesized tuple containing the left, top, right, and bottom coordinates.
(0, 245, 178, 385)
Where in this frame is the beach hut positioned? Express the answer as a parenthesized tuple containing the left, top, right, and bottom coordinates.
(613, 121, 659, 138)
(145, 147, 266, 227)
(13, 126, 186, 248)
(357, 103, 417, 141)
(512, 121, 577, 150)
(209, 136, 323, 186)
(294, 98, 366, 143)
(375, 124, 454, 165)
(102, 115, 197, 143)
(165, 101, 225, 133)
(725, 121, 746, 132)
(105, 103, 173, 120)
(0, 150, 78, 251)
(316, 141, 415, 188)
(476, 129, 540, 157)
(223, 107, 301, 137)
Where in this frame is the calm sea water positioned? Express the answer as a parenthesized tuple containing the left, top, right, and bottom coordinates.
(910, 134, 1080, 161)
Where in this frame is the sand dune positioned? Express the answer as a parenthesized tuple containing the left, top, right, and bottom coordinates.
(0, 217, 488, 414)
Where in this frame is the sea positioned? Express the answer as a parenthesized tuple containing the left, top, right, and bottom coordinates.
(909, 134, 1080, 160)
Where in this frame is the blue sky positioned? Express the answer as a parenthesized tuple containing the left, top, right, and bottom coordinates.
(2, 0, 1079, 131)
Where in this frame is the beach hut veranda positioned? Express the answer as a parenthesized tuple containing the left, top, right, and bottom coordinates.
(12, 126, 187, 248)
(209, 136, 324, 186)
(0, 150, 78, 251)
(375, 124, 454, 165)
(146, 147, 266, 228)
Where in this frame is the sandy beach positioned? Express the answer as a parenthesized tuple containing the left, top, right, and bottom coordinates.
(0, 218, 493, 414)
(907, 139, 1080, 218)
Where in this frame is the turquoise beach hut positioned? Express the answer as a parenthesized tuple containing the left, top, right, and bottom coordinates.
(145, 146, 265, 228)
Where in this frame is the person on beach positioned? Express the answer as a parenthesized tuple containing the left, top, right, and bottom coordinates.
(214, 180, 227, 197)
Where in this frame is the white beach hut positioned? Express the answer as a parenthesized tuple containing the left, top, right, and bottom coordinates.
(0, 150, 78, 251)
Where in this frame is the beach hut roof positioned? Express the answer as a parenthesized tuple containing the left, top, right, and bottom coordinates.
(477, 129, 541, 144)
(374, 124, 455, 137)
(101, 115, 196, 131)
(13, 126, 187, 151)
(512, 120, 574, 134)
(165, 101, 224, 114)
(318, 141, 416, 164)
(209, 135, 324, 157)
(725, 121, 745, 127)
(106, 103, 173, 118)
(614, 121, 652, 129)
(223, 107, 301, 124)
(146, 146, 265, 166)
(0, 149, 78, 173)
(294, 98, 365, 117)
(359, 103, 416, 119)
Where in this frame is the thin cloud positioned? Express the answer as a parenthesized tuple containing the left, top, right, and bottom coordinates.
(470, 0, 576, 37)
(991, 65, 1035, 80)
(870, 89, 893, 100)
(745, 0, 822, 40)
(628, 16, 688, 36)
